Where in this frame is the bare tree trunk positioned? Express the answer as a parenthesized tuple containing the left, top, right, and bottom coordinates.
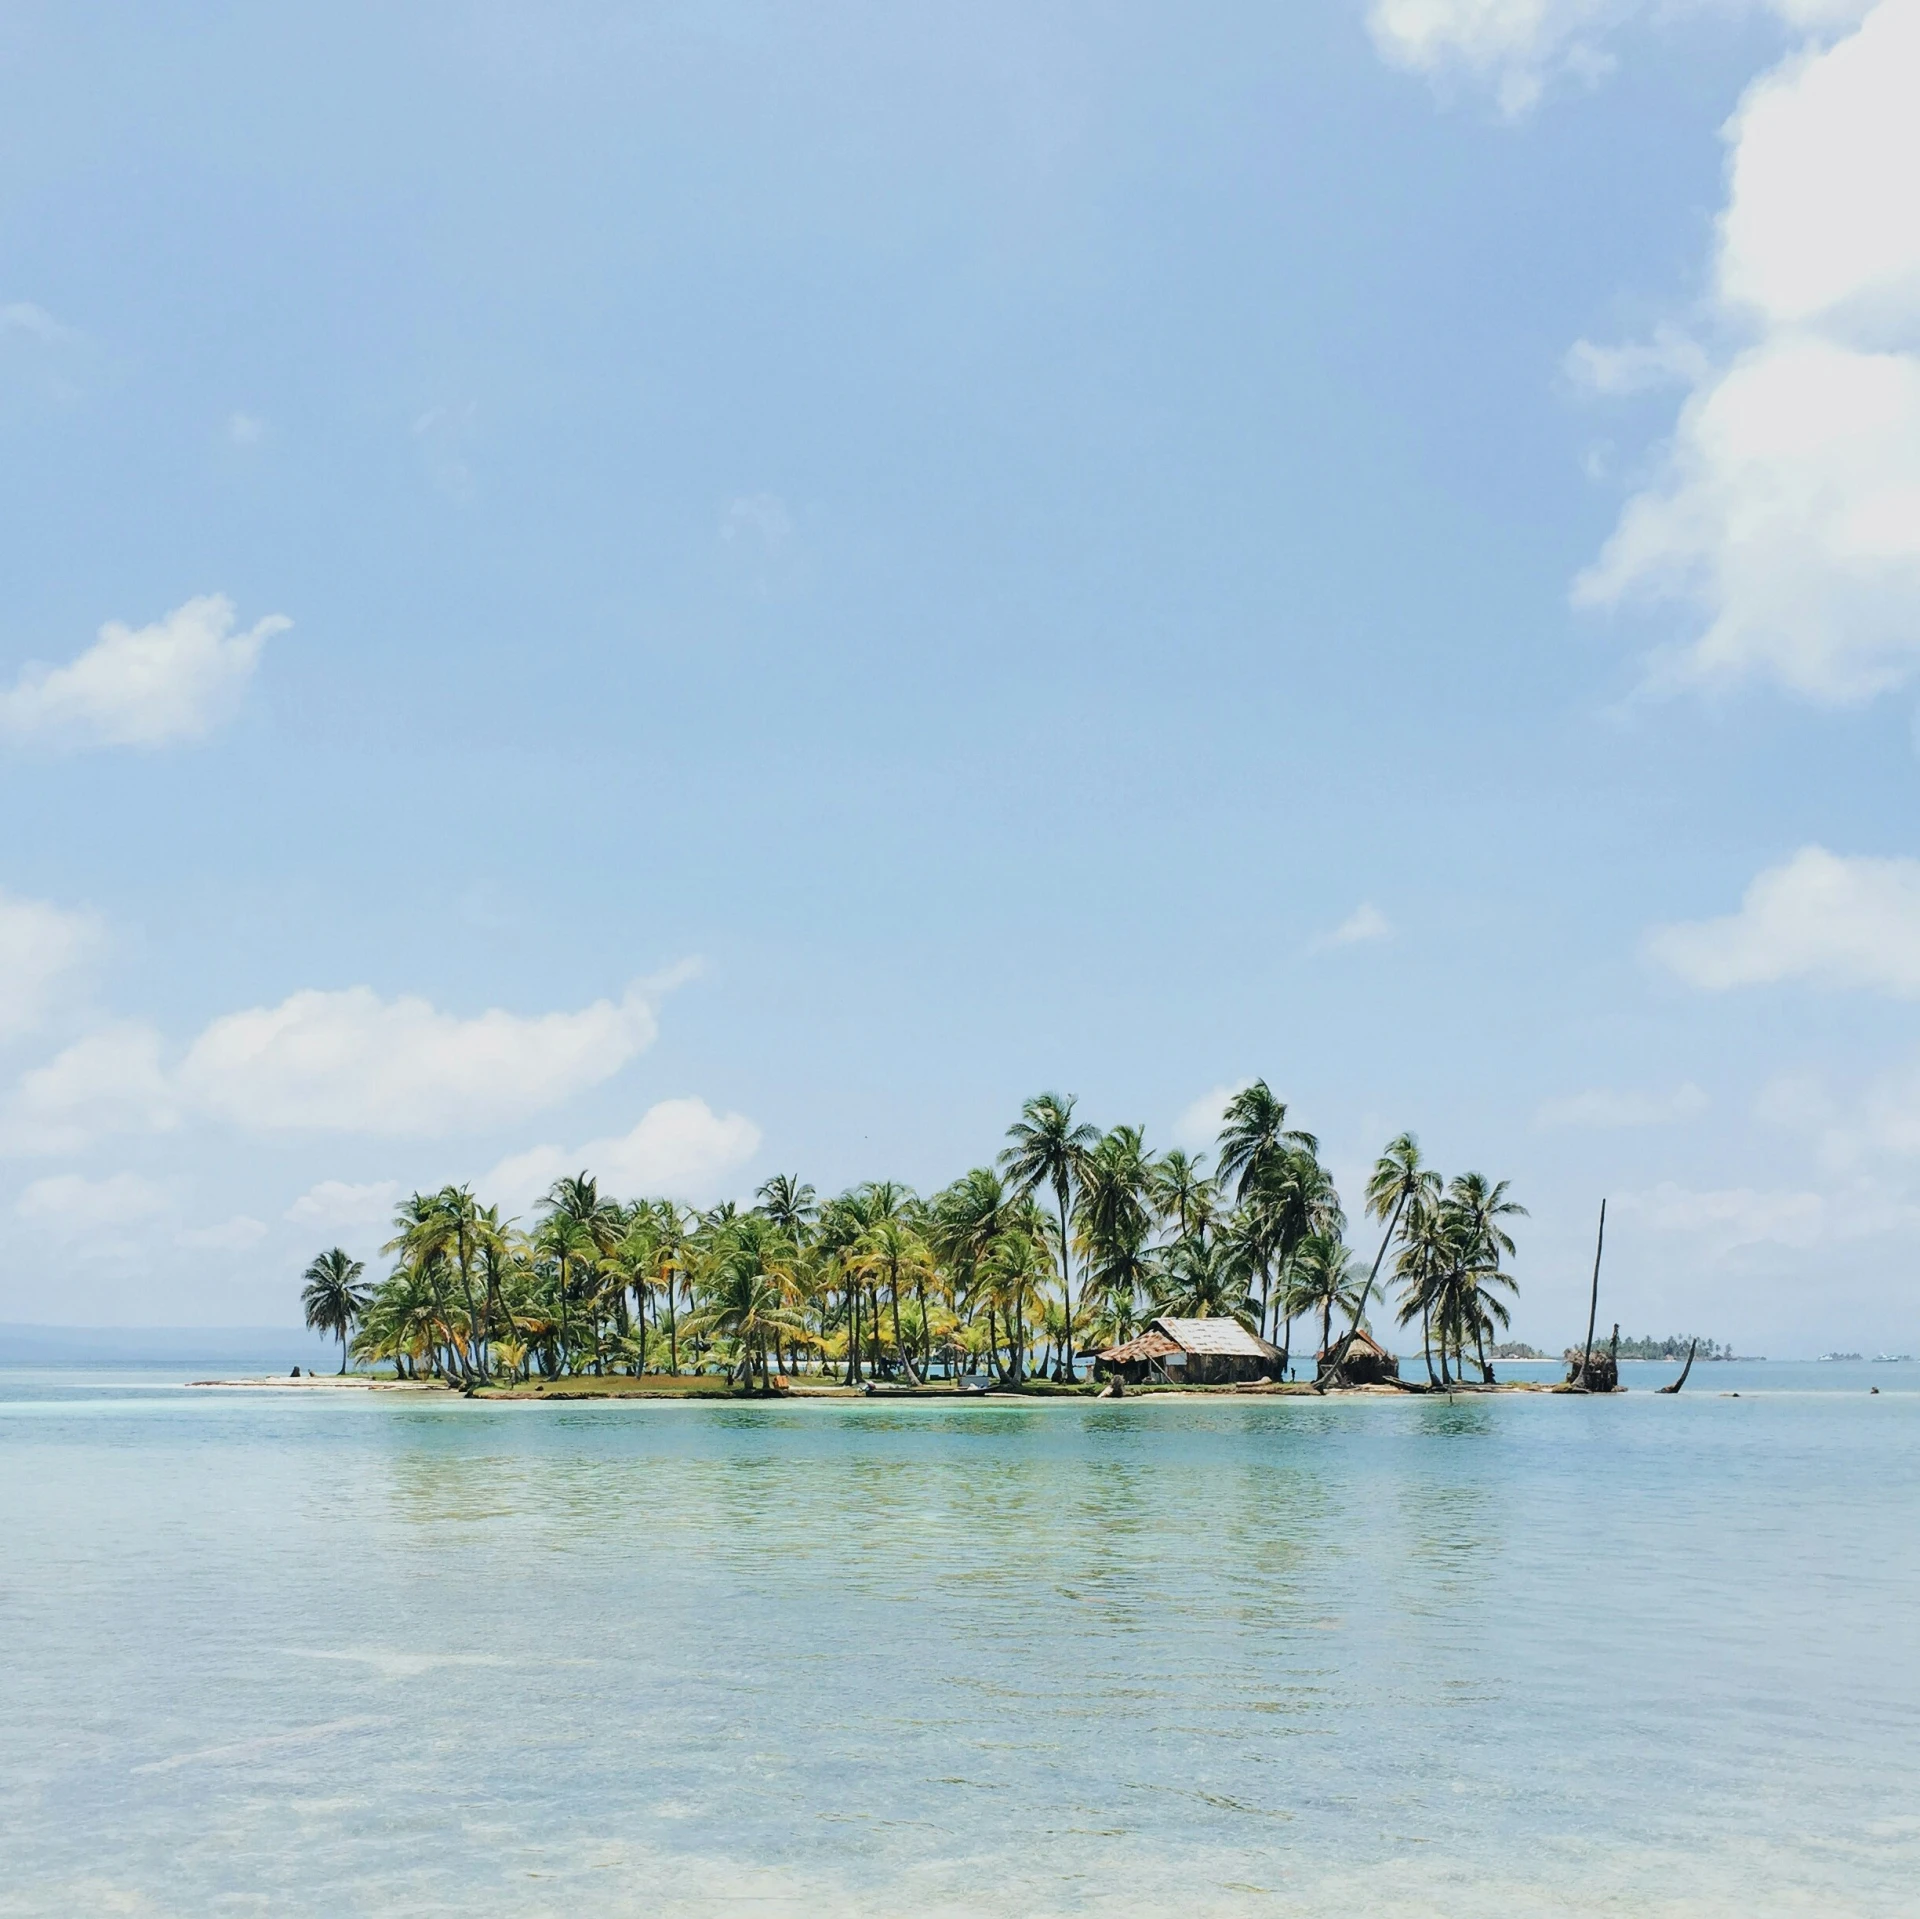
(1578, 1199, 1606, 1388)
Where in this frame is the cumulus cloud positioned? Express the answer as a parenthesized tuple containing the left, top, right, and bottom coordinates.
(1648, 846, 1920, 994)
(1315, 903, 1394, 950)
(177, 979, 669, 1136)
(0, 595, 288, 749)
(1368, 0, 1872, 116)
(2, 1023, 176, 1153)
(0, 889, 99, 1043)
(1535, 1083, 1709, 1127)
(285, 1179, 403, 1228)
(5, 969, 694, 1151)
(483, 1096, 762, 1216)
(1576, 1, 1920, 700)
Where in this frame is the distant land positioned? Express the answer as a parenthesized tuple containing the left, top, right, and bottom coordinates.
(0, 1324, 335, 1367)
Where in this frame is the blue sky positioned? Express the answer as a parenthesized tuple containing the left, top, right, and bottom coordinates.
(3, 0, 1918, 1353)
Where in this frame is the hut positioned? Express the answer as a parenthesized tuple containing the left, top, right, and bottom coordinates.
(1094, 1316, 1284, 1386)
(1316, 1328, 1400, 1386)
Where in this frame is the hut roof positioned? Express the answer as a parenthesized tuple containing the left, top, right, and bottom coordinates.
(1318, 1328, 1392, 1363)
(1096, 1327, 1183, 1365)
(1150, 1316, 1282, 1361)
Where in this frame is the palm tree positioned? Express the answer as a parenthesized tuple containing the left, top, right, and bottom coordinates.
(302, 1248, 371, 1373)
(848, 1214, 935, 1382)
(1443, 1172, 1527, 1382)
(1000, 1093, 1098, 1381)
(1147, 1149, 1215, 1243)
(1074, 1126, 1154, 1377)
(1216, 1082, 1318, 1205)
(1325, 1133, 1438, 1382)
(1149, 1233, 1258, 1327)
(685, 1219, 806, 1388)
(756, 1174, 818, 1245)
(1283, 1233, 1363, 1374)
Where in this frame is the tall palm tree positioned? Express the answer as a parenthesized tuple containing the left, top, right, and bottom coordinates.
(1444, 1172, 1527, 1381)
(1000, 1093, 1098, 1381)
(756, 1174, 818, 1246)
(302, 1248, 371, 1373)
(849, 1214, 935, 1383)
(1216, 1081, 1318, 1206)
(1074, 1125, 1153, 1377)
(1147, 1149, 1215, 1244)
(1325, 1134, 1438, 1381)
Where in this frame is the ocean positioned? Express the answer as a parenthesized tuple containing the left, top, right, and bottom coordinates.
(2, 1358, 1915, 1915)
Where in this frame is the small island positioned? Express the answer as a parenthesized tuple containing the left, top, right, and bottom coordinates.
(280, 1084, 1620, 1400)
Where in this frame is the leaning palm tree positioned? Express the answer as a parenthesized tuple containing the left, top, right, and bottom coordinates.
(1324, 1133, 1438, 1381)
(302, 1248, 371, 1373)
(1000, 1093, 1098, 1381)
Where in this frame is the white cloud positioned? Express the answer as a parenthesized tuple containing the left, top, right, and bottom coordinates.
(16, 1170, 171, 1234)
(176, 979, 670, 1136)
(1368, 0, 1873, 116)
(1172, 1081, 1249, 1153)
(1315, 902, 1394, 950)
(1536, 1083, 1709, 1127)
(177, 1214, 269, 1253)
(285, 1179, 402, 1229)
(6, 967, 696, 1151)
(3, 1023, 176, 1153)
(483, 1096, 762, 1216)
(1614, 1180, 1826, 1255)
(1648, 846, 1920, 994)
(0, 889, 99, 1043)
(1575, 2, 1920, 700)
(0, 595, 288, 749)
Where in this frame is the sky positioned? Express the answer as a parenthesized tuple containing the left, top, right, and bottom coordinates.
(2, 0, 1917, 1354)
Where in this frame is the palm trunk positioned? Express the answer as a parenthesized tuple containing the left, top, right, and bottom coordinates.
(1332, 1191, 1407, 1378)
(667, 1268, 680, 1374)
(1056, 1186, 1077, 1382)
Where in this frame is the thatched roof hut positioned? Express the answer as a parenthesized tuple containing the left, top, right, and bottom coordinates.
(1316, 1327, 1400, 1386)
(1095, 1316, 1283, 1385)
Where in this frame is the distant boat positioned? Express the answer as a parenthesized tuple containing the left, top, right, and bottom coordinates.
(1819, 1352, 1864, 1362)
(1873, 1354, 1913, 1364)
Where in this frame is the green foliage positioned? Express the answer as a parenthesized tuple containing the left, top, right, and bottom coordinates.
(312, 1090, 1526, 1392)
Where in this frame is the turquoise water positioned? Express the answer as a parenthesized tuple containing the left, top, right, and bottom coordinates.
(3, 1362, 1916, 1916)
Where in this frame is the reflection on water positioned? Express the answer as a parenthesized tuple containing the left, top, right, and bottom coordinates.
(1, 1381, 1916, 1916)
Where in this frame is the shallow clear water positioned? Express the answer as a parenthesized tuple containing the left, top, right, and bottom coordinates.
(3, 1361, 1916, 1916)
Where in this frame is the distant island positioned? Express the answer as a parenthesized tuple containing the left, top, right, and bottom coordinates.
(298, 1085, 1545, 1396)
